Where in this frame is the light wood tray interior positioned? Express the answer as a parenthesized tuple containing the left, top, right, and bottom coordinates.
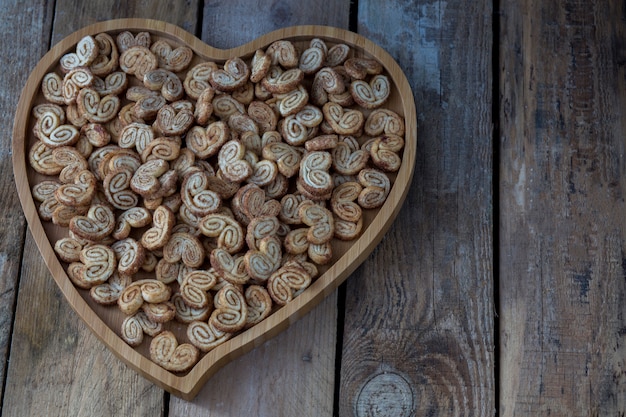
(12, 18, 416, 400)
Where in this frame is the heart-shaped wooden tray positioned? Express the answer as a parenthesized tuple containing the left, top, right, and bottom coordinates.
(12, 19, 416, 400)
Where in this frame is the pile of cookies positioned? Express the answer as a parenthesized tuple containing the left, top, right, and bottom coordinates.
(28, 30, 405, 372)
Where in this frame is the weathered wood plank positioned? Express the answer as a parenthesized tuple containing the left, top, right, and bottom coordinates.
(3, 233, 164, 417)
(2, 1, 199, 415)
(499, 0, 626, 415)
(170, 296, 337, 415)
(0, 0, 53, 405)
(167, 0, 350, 414)
(339, 1, 495, 416)
(199, 0, 350, 49)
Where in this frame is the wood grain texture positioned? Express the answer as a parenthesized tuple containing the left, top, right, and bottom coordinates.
(200, 0, 350, 49)
(339, 1, 495, 416)
(169, 0, 347, 412)
(3, 1, 200, 415)
(499, 0, 626, 415)
(171, 295, 337, 416)
(0, 0, 53, 403)
(51, 0, 200, 45)
(3, 233, 164, 417)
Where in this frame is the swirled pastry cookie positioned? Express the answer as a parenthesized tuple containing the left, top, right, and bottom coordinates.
(149, 330, 199, 372)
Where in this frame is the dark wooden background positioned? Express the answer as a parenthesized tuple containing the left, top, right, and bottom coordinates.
(1, 0, 624, 415)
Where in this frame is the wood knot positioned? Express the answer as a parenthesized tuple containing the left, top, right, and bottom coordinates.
(355, 371, 414, 417)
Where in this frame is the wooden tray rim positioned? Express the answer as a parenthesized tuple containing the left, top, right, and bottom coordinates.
(11, 18, 417, 400)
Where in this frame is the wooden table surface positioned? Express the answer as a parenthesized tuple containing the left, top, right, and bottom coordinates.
(1, 0, 625, 416)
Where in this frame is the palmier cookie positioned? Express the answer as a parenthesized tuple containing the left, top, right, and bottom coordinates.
(163, 232, 205, 268)
(33, 110, 80, 149)
(118, 279, 172, 315)
(209, 249, 249, 285)
(283, 227, 309, 255)
(90, 272, 132, 306)
(265, 40, 299, 68)
(54, 236, 84, 263)
(185, 121, 229, 159)
(245, 215, 281, 250)
(92, 71, 128, 97)
(181, 171, 222, 217)
(52, 146, 89, 184)
(298, 201, 334, 244)
(244, 151, 278, 187)
(331, 136, 369, 175)
(111, 237, 145, 276)
(143, 68, 184, 102)
(90, 33, 120, 76)
(247, 101, 277, 134)
(279, 193, 307, 225)
(141, 205, 176, 250)
(41, 72, 65, 104)
(267, 261, 312, 306)
(149, 330, 199, 372)
(69, 203, 115, 241)
(184, 61, 218, 99)
(32, 180, 60, 221)
(321, 102, 364, 136)
(244, 285, 273, 328)
(121, 311, 162, 347)
(262, 66, 304, 94)
(350, 74, 391, 109)
(198, 213, 245, 254)
(60, 35, 99, 73)
(299, 41, 326, 75)
(209, 284, 248, 333)
(81, 122, 111, 147)
(218, 140, 253, 183)
(209, 57, 250, 92)
(103, 168, 139, 210)
(150, 40, 193, 72)
(153, 104, 194, 137)
(244, 235, 282, 282)
(76, 88, 121, 124)
(364, 108, 405, 137)
(262, 142, 301, 178)
(369, 134, 405, 172)
(172, 292, 211, 324)
(79, 244, 117, 286)
(275, 84, 309, 117)
(230, 183, 266, 223)
(142, 301, 176, 323)
(344, 57, 383, 80)
(54, 169, 96, 207)
(112, 206, 152, 240)
(299, 151, 333, 198)
(249, 49, 271, 83)
(334, 216, 363, 241)
(119, 46, 158, 80)
(305, 134, 338, 152)
(311, 67, 345, 106)
(130, 159, 169, 197)
(62, 67, 94, 105)
(116, 31, 151, 53)
(325, 43, 350, 67)
(187, 320, 231, 352)
(307, 241, 333, 265)
(357, 168, 391, 209)
(29, 141, 63, 177)
(180, 269, 218, 309)
(330, 181, 363, 223)
(232, 80, 256, 104)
